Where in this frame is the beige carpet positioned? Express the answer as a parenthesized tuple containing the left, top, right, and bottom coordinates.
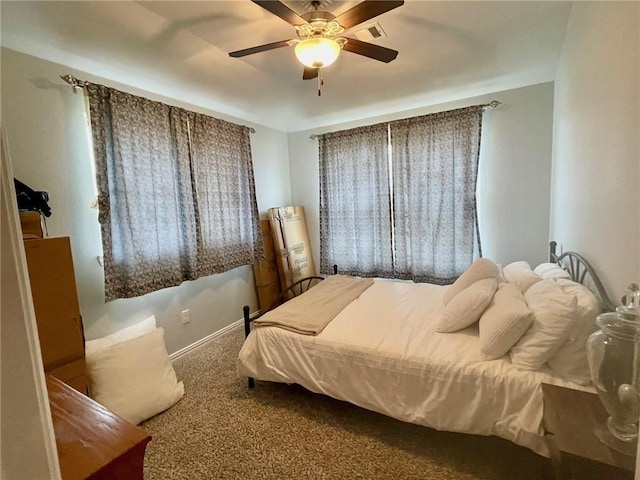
(142, 325, 630, 480)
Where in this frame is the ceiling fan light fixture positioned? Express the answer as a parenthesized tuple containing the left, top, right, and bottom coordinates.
(294, 37, 340, 68)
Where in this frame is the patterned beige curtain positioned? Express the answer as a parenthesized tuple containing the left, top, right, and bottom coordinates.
(188, 112, 263, 277)
(87, 84, 262, 301)
(390, 106, 483, 284)
(319, 124, 393, 277)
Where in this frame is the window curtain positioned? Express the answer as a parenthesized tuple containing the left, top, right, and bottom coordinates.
(188, 112, 263, 277)
(390, 106, 483, 284)
(319, 124, 393, 277)
(87, 84, 262, 301)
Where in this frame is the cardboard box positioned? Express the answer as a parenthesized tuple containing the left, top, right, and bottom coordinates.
(48, 358, 88, 395)
(256, 281, 283, 312)
(254, 258, 281, 310)
(23, 237, 85, 370)
(19, 211, 43, 239)
(253, 219, 282, 310)
(268, 206, 316, 292)
(254, 257, 279, 286)
(259, 219, 276, 259)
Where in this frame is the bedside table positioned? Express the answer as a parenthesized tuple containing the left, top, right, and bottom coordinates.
(541, 383, 636, 479)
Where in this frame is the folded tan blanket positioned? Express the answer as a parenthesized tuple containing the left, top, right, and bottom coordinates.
(253, 275, 374, 335)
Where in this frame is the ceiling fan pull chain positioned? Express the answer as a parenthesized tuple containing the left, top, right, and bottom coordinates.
(317, 68, 322, 96)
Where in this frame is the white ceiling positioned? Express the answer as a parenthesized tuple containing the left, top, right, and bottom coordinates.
(1, 1, 572, 132)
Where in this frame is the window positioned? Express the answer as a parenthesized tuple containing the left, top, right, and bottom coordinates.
(87, 84, 262, 301)
(319, 123, 393, 278)
(319, 106, 483, 284)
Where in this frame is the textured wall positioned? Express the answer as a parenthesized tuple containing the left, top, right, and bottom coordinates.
(551, 2, 640, 302)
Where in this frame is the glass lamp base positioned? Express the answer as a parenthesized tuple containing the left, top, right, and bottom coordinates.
(594, 423, 638, 456)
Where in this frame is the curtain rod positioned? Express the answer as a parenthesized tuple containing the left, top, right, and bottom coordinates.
(308, 100, 502, 140)
(60, 74, 88, 91)
(60, 74, 257, 134)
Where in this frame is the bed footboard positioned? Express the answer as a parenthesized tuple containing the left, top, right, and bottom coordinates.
(242, 273, 329, 388)
(242, 306, 255, 388)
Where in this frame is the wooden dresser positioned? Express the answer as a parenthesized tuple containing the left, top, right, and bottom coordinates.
(47, 375, 151, 480)
(23, 237, 88, 394)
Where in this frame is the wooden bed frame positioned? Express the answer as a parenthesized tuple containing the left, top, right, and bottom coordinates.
(242, 243, 616, 388)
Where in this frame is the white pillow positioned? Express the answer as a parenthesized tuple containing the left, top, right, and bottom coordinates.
(502, 261, 541, 294)
(86, 315, 156, 357)
(443, 258, 500, 305)
(510, 280, 578, 370)
(533, 263, 572, 281)
(437, 278, 498, 333)
(547, 278, 602, 384)
(479, 283, 534, 360)
(86, 327, 184, 424)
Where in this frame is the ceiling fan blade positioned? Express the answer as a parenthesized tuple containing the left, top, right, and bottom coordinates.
(229, 40, 291, 58)
(335, 1, 404, 30)
(251, 0, 307, 26)
(303, 67, 319, 80)
(342, 38, 398, 63)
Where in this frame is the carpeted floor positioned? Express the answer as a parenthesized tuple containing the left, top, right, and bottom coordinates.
(141, 325, 631, 480)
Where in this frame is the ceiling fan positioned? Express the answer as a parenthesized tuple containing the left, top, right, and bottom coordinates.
(229, 0, 404, 93)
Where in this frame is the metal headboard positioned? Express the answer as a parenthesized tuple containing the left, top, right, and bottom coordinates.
(549, 241, 616, 312)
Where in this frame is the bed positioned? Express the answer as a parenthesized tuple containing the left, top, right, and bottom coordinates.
(238, 242, 616, 457)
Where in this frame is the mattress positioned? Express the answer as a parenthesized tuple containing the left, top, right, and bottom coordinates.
(238, 279, 593, 456)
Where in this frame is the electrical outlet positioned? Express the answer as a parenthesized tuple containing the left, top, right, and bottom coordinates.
(181, 309, 190, 325)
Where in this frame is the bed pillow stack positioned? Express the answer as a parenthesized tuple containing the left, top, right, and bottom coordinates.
(442, 258, 501, 305)
(85, 315, 184, 425)
(533, 262, 572, 280)
(478, 283, 534, 360)
(501, 261, 541, 294)
(438, 258, 501, 333)
(503, 262, 602, 384)
(439, 258, 601, 384)
(438, 277, 498, 332)
(509, 280, 578, 370)
(545, 278, 602, 384)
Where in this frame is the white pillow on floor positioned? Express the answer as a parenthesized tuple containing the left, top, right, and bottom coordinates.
(85, 315, 157, 357)
(86, 327, 184, 424)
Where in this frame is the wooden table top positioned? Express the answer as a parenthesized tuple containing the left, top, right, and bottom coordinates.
(541, 383, 637, 472)
(47, 375, 151, 480)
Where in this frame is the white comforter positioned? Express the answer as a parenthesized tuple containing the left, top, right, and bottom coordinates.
(238, 279, 592, 456)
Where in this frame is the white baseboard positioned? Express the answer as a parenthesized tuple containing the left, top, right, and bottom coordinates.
(169, 310, 260, 362)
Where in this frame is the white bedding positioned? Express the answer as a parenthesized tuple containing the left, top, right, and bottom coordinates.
(238, 279, 593, 456)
